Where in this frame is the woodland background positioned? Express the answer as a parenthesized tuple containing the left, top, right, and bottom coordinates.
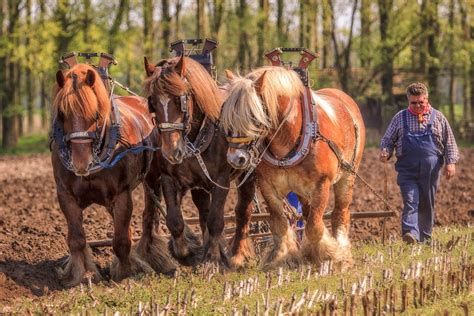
(0, 0, 473, 149)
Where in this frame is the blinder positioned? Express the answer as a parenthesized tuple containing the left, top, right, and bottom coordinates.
(155, 92, 192, 133)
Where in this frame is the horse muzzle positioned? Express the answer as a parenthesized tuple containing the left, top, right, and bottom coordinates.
(227, 150, 251, 170)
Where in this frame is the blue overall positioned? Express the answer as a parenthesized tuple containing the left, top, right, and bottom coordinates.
(287, 192, 304, 240)
(395, 109, 442, 242)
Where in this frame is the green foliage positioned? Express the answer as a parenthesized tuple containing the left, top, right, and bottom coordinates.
(0, 133, 49, 155)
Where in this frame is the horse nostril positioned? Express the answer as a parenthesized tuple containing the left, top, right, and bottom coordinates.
(174, 148, 183, 161)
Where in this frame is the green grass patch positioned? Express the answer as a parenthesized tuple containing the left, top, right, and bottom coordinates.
(0, 133, 49, 155)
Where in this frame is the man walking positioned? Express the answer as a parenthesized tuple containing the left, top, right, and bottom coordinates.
(380, 82, 459, 244)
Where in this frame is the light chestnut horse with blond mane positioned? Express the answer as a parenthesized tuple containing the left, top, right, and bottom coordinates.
(221, 67, 365, 270)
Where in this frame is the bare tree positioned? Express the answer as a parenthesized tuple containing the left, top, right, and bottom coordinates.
(257, 0, 269, 66)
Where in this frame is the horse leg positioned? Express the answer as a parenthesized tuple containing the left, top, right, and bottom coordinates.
(191, 188, 211, 236)
(259, 180, 301, 270)
(302, 179, 345, 269)
(56, 193, 101, 287)
(229, 174, 256, 270)
(162, 175, 202, 266)
(134, 177, 177, 275)
(202, 180, 230, 266)
(110, 191, 154, 281)
(330, 174, 356, 270)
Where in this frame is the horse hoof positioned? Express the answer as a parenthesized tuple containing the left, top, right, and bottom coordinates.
(110, 256, 154, 282)
(135, 234, 177, 274)
(168, 239, 203, 266)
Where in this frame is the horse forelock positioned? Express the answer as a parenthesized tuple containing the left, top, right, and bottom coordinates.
(144, 57, 222, 121)
(52, 64, 110, 122)
(221, 76, 271, 138)
(221, 66, 305, 138)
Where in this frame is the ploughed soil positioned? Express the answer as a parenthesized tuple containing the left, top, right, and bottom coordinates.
(0, 149, 472, 305)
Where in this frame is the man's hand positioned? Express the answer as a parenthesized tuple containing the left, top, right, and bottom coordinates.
(444, 164, 456, 180)
(380, 148, 389, 162)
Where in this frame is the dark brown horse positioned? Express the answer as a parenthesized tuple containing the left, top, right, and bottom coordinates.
(143, 56, 256, 268)
(221, 67, 365, 270)
(51, 63, 175, 286)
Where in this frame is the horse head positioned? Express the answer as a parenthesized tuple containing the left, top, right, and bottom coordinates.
(144, 55, 222, 164)
(221, 67, 304, 170)
(53, 64, 110, 176)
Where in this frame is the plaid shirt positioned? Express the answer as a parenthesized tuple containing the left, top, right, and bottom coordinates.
(380, 108, 459, 164)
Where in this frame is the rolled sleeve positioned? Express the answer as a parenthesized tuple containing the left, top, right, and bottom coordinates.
(380, 114, 401, 157)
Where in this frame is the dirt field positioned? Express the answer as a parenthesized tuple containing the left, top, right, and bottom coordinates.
(0, 148, 472, 305)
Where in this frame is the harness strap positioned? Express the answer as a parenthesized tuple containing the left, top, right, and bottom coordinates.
(262, 87, 317, 168)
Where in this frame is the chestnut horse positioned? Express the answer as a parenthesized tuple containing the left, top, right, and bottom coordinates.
(221, 67, 365, 270)
(143, 56, 256, 268)
(51, 63, 175, 286)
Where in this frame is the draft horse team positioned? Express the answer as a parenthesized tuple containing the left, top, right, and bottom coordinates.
(50, 47, 365, 287)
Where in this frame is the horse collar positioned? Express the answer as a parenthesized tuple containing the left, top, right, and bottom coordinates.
(261, 87, 318, 168)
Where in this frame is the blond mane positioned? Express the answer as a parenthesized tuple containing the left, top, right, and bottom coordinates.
(52, 64, 111, 122)
(144, 57, 222, 121)
(221, 66, 304, 138)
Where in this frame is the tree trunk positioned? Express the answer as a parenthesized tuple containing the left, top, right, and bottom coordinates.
(38, 0, 48, 129)
(83, 0, 91, 44)
(196, 0, 205, 38)
(143, 0, 154, 60)
(55, 0, 75, 56)
(175, 0, 182, 39)
(0, 0, 5, 140)
(25, 0, 34, 133)
(108, 0, 128, 55)
(309, 0, 318, 55)
(360, 0, 371, 68)
(257, 0, 269, 66)
(276, 0, 285, 46)
(426, 0, 440, 107)
(2, 1, 21, 149)
(161, 0, 171, 55)
(125, 2, 132, 87)
(237, 0, 248, 70)
(330, 0, 358, 92)
(378, 0, 394, 107)
(209, 0, 224, 67)
(321, 0, 332, 68)
(458, 0, 471, 120)
(447, 0, 455, 123)
(16, 61, 23, 137)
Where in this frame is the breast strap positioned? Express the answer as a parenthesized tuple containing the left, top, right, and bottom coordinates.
(261, 87, 318, 168)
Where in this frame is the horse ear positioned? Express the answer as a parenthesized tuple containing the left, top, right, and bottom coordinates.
(56, 70, 65, 88)
(85, 69, 95, 86)
(254, 71, 267, 95)
(144, 56, 156, 77)
(225, 69, 236, 81)
(175, 54, 186, 77)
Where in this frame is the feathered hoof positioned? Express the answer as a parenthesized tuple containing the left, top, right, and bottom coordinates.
(202, 235, 229, 268)
(168, 229, 203, 266)
(229, 237, 256, 270)
(261, 231, 301, 271)
(301, 235, 352, 272)
(135, 234, 177, 275)
(261, 246, 302, 271)
(56, 248, 102, 288)
(110, 254, 155, 282)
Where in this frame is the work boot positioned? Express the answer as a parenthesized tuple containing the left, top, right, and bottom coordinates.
(402, 232, 417, 244)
